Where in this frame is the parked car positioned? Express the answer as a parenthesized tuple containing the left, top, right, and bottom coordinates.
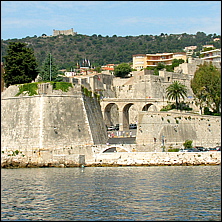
(179, 149, 188, 152)
(214, 146, 221, 151)
(194, 146, 208, 152)
(115, 124, 119, 131)
(107, 125, 116, 131)
(187, 148, 200, 152)
(129, 124, 137, 129)
(208, 146, 221, 151)
(179, 148, 200, 152)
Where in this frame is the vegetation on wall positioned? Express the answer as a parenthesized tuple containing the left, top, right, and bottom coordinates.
(160, 102, 192, 112)
(145, 59, 185, 74)
(15, 83, 38, 96)
(183, 140, 193, 149)
(168, 148, 180, 152)
(15, 82, 73, 96)
(51, 82, 73, 92)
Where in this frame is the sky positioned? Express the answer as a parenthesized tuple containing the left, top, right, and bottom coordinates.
(1, 1, 221, 40)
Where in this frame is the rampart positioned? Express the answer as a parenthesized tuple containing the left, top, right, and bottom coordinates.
(1, 84, 108, 155)
(136, 111, 221, 150)
(1, 83, 221, 168)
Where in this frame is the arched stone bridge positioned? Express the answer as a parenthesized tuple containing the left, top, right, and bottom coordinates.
(100, 98, 167, 131)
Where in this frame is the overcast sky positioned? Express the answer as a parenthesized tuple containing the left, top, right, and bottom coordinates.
(1, 1, 221, 40)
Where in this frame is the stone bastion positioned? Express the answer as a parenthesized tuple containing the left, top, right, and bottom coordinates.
(1, 83, 221, 168)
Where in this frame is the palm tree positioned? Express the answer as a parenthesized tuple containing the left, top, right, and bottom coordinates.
(166, 81, 187, 109)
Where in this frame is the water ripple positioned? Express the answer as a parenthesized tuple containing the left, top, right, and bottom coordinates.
(1, 166, 221, 221)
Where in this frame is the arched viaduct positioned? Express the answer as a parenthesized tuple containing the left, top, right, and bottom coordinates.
(100, 98, 167, 131)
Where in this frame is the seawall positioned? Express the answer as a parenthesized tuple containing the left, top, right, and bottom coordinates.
(1, 149, 220, 168)
(136, 111, 221, 150)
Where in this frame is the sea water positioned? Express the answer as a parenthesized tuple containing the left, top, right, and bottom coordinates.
(1, 166, 221, 221)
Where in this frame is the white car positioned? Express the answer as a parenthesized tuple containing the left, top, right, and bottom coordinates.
(107, 126, 116, 131)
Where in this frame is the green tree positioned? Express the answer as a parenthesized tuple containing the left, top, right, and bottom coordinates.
(183, 140, 193, 149)
(191, 62, 221, 114)
(165, 59, 185, 72)
(39, 53, 62, 81)
(114, 63, 132, 78)
(94, 66, 101, 73)
(3, 42, 39, 87)
(166, 81, 188, 109)
(156, 62, 165, 70)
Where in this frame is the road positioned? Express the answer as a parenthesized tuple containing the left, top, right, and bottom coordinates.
(107, 137, 136, 144)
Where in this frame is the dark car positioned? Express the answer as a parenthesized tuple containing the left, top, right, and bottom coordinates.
(186, 148, 200, 152)
(194, 146, 207, 152)
(115, 124, 119, 131)
(129, 124, 137, 129)
(208, 146, 221, 151)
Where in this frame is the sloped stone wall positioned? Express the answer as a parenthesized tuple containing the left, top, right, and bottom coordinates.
(1, 84, 108, 153)
(136, 111, 221, 150)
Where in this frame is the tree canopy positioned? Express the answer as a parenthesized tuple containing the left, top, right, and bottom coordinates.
(39, 53, 63, 82)
(166, 81, 188, 109)
(2, 32, 219, 70)
(3, 42, 39, 87)
(191, 62, 221, 114)
(114, 63, 132, 78)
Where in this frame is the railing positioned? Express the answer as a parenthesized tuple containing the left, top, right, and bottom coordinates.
(107, 130, 136, 138)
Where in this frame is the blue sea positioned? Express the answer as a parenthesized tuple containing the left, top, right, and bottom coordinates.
(1, 166, 221, 221)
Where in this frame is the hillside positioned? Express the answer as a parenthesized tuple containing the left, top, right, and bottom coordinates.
(1, 32, 221, 70)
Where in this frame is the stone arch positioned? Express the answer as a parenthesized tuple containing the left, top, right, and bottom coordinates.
(122, 103, 134, 130)
(104, 103, 119, 126)
(142, 103, 158, 111)
(101, 145, 130, 154)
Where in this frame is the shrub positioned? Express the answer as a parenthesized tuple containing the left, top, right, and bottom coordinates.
(15, 83, 38, 96)
(14, 150, 19, 155)
(51, 82, 73, 92)
(168, 148, 179, 152)
(183, 140, 193, 149)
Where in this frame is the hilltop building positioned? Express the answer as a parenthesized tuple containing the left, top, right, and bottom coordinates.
(183, 46, 197, 57)
(53, 28, 77, 36)
(132, 52, 187, 70)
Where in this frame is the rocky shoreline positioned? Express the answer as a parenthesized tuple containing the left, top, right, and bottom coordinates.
(1, 151, 221, 168)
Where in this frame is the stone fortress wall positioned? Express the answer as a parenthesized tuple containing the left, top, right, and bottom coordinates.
(136, 111, 221, 151)
(53, 28, 77, 36)
(1, 58, 221, 167)
(1, 82, 221, 166)
(1, 84, 107, 156)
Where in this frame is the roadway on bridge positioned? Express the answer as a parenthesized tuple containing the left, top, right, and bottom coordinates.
(107, 137, 136, 144)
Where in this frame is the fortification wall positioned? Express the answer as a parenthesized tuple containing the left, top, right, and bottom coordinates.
(94, 151, 221, 166)
(53, 28, 76, 36)
(136, 111, 221, 150)
(1, 149, 220, 168)
(1, 84, 108, 154)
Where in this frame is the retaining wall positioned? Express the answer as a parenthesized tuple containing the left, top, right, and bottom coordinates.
(136, 111, 221, 150)
(93, 151, 221, 166)
(1, 149, 220, 168)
